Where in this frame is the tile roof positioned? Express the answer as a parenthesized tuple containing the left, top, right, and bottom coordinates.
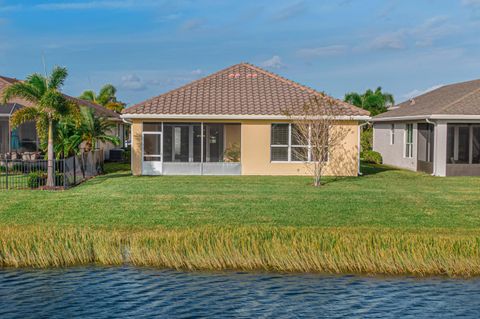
(0, 74, 120, 119)
(123, 63, 369, 117)
(374, 79, 480, 119)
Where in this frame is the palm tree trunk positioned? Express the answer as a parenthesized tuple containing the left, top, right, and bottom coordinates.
(46, 118, 55, 187)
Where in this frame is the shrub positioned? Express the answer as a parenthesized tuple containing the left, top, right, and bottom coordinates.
(224, 143, 241, 162)
(27, 171, 47, 188)
(360, 126, 373, 152)
(122, 147, 131, 162)
(362, 150, 382, 164)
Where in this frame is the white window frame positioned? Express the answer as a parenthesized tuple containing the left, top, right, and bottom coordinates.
(390, 124, 395, 145)
(271, 123, 326, 163)
(404, 123, 414, 158)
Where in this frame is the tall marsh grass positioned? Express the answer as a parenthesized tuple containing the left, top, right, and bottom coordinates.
(1, 226, 479, 277)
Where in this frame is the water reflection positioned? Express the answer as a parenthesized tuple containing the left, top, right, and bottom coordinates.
(0, 267, 479, 318)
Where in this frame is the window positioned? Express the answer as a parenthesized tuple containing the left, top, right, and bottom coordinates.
(390, 124, 395, 145)
(473, 126, 480, 164)
(271, 124, 289, 161)
(447, 124, 480, 164)
(270, 123, 324, 162)
(417, 123, 434, 162)
(405, 124, 413, 158)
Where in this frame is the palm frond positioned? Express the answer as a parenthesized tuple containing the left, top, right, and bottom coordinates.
(9, 107, 40, 128)
(97, 84, 116, 106)
(25, 73, 47, 96)
(1, 82, 41, 104)
(79, 90, 96, 102)
(48, 66, 68, 90)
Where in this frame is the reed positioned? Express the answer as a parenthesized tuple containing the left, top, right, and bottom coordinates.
(1, 226, 479, 277)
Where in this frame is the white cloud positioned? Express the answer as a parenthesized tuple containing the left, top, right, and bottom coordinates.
(462, 0, 480, 6)
(180, 19, 204, 31)
(297, 45, 348, 58)
(191, 69, 203, 75)
(261, 55, 284, 69)
(119, 74, 147, 91)
(272, 1, 306, 21)
(402, 84, 444, 100)
(367, 31, 406, 50)
(34, 0, 164, 10)
(365, 16, 457, 50)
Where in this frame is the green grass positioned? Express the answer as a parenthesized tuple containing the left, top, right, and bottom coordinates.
(2, 164, 480, 275)
(0, 162, 479, 230)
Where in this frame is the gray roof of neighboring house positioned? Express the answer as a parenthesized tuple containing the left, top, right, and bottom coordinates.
(374, 79, 480, 120)
(123, 63, 370, 118)
(0, 75, 121, 120)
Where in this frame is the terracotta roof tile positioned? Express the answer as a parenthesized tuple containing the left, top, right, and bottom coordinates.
(123, 63, 369, 117)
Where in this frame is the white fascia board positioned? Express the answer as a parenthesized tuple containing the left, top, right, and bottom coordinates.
(371, 115, 429, 122)
(372, 114, 480, 122)
(430, 114, 480, 120)
(120, 113, 371, 121)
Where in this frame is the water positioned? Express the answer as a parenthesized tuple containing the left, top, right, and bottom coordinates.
(1, 267, 479, 318)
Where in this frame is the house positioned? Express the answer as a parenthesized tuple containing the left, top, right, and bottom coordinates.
(0, 75, 127, 159)
(121, 63, 370, 176)
(372, 79, 480, 176)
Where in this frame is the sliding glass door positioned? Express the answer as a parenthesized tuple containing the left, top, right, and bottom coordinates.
(163, 124, 202, 162)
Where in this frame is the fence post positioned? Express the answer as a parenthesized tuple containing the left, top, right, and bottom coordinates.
(63, 159, 66, 188)
(5, 159, 8, 190)
(73, 155, 76, 185)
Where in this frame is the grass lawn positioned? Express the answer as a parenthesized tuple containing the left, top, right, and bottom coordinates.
(1, 162, 479, 230)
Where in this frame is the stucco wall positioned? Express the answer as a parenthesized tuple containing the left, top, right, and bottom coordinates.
(130, 119, 359, 176)
(241, 120, 358, 176)
(373, 122, 417, 171)
(131, 121, 143, 175)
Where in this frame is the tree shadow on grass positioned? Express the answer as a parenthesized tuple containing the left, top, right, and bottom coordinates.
(360, 162, 398, 176)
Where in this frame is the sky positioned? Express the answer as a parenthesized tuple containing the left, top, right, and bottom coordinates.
(0, 0, 479, 106)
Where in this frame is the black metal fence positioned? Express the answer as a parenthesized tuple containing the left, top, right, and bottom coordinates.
(0, 150, 104, 190)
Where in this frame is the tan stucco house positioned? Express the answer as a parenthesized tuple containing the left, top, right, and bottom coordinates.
(121, 63, 370, 176)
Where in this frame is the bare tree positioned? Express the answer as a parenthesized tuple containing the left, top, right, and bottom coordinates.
(285, 95, 350, 187)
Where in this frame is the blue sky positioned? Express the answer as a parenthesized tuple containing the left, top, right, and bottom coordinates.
(1, 0, 479, 106)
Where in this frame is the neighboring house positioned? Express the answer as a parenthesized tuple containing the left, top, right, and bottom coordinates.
(121, 63, 370, 176)
(372, 79, 480, 176)
(0, 75, 127, 159)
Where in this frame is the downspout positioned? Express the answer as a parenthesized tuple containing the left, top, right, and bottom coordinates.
(358, 120, 370, 176)
(425, 117, 437, 176)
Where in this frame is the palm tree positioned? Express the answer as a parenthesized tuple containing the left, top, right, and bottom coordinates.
(79, 84, 125, 113)
(2, 67, 74, 187)
(54, 118, 82, 159)
(344, 87, 394, 116)
(76, 107, 120, 152)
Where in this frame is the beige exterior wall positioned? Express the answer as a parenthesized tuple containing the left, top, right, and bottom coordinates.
(131, 120, 143, 175)
(130, 119, 359, 176)
(241, 120, 358, 176)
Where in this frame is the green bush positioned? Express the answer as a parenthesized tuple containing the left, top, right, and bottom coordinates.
(27, 171, 47, 188)
(362, 150, 382, 164)
(361, 126, 373, 152)
(123, 147, 131, 161)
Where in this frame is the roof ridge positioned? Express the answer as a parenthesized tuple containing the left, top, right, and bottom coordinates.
(123, 62, 369, 116)
(241, 63, 321, 96)
(0, 75, 19, 85)
(436, 86, 480, 114)
(242, 63, 366, 113)
(125, 63, 248, 111)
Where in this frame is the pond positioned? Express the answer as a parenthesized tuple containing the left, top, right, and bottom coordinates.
(0, 266, 479, 318)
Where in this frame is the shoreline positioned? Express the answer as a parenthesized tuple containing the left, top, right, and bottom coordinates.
(1, 226, 479, 277)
